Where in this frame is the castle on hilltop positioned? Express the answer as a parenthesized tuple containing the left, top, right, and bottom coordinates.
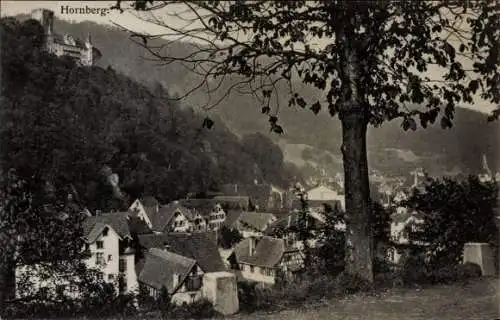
(31, 8, 102, 66)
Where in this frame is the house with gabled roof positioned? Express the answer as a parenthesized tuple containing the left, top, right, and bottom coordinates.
(264, 210, 326, 248)
(234, 212, 277, 238)
(82, 212, 143, 293)
(137, 232, 226, 273)
(306, 185, 345, 211)
(228, 236, 304, 285)
(136, 232, 231, 305)
(137, 248, 205, 305)
(178, 199, 225, 231)
(128, 196, 159, 229)
(16, 211, 147, 300)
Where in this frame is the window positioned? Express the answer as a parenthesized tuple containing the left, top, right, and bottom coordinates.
(263, 268, 274, 276)
(250, 265, 254, 273)
(39, 287, 48, 299)
(119, 259, 126, 273)
(108, 254, 112, 262)
(96, 252, 105, 265)
(108, 274, 115, 281)
(96, 241, 104, 249)
(102, 227, 108, 237)
(185, 276, 203, 291)
(56, 285, 65, 297)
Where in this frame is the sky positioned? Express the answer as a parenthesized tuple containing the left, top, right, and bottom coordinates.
(1, 0, 497, 115)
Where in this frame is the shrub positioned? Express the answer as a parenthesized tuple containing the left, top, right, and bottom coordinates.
(166, 299, 219, 319)
(237, 281, 272, 313)
(399, 247, 484, 286)
(237, 271, 375, 314)
(399, 249, 430, 285)
(457, 262, 482, 278)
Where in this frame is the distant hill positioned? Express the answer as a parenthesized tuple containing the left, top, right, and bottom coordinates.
(17, 14, 499, 178)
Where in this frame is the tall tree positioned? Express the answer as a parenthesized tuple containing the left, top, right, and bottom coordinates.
(119, 0, 499, 282)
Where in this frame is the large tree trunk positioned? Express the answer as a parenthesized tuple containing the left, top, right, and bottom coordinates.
(336, 4, 373, 281)
(341, 112, 373, 283)
(0, 246, 16, 308)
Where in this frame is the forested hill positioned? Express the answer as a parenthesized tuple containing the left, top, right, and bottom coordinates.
(15, 14, 500, 177)
(1, 17, 300, 212)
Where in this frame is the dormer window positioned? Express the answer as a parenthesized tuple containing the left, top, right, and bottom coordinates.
(102, 227, 109, 237)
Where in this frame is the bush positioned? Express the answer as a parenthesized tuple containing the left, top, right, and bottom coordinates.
(400, 249, 429, 285)
(237, 271, 375, 314)
(399, 247, 483, 286)
(237, 281, 273, 313)
(166, 299, 219, 319)
(457, 262, 482, 278)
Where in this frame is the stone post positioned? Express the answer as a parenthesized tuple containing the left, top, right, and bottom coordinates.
(463, 243, 496, 276)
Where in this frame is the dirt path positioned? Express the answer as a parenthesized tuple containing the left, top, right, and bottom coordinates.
(237, 278, 499, 320)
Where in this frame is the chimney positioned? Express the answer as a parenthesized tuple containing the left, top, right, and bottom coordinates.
(248, 237, 257, 256)
(172, 272, 178, 288)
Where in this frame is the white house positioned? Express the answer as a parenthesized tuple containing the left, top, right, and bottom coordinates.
(82, 212, 139, 293)
(307, 185, 345, 211)
(15, 212, 144, 300)
(233, 212, 277, 238)
(128, 196, 159, 229)
(229, 236, 304, 285)
(388, 213, 426, 264)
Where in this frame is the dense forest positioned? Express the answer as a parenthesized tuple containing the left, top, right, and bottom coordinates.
(0, 17, 299, 212)
(20, 15, 498, 178)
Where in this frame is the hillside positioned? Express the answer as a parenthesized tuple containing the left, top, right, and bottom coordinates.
(1, 17, 300, 215)
(23, 15, 499, 179)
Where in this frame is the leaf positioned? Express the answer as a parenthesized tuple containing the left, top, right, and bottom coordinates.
(269, 115, 278, 124)
(440, 117, 453, 129)
(310, 101, 321, 114)
(442, 42, 456, 60)
(202, 117, 214, 129)
(296, 97, 307, 108)
(402, 118, 417, 131)
(468, 80, 479, 94)
(270, 124, 284, 134)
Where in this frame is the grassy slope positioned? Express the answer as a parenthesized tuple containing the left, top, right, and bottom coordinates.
(237, 277, 499, 320)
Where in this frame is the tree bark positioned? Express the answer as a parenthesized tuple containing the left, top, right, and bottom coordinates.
(336, 3, 374, 282)
(341, 112, 373, 283)
(0, 247, 16, 308)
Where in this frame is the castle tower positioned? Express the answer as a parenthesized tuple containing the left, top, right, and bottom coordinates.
(31, 9, 54, 53)
(31, 9, 54, 35)
(83, 32, 94, 66)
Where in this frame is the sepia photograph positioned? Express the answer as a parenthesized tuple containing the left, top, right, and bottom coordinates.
(0, 1, 499, 319)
